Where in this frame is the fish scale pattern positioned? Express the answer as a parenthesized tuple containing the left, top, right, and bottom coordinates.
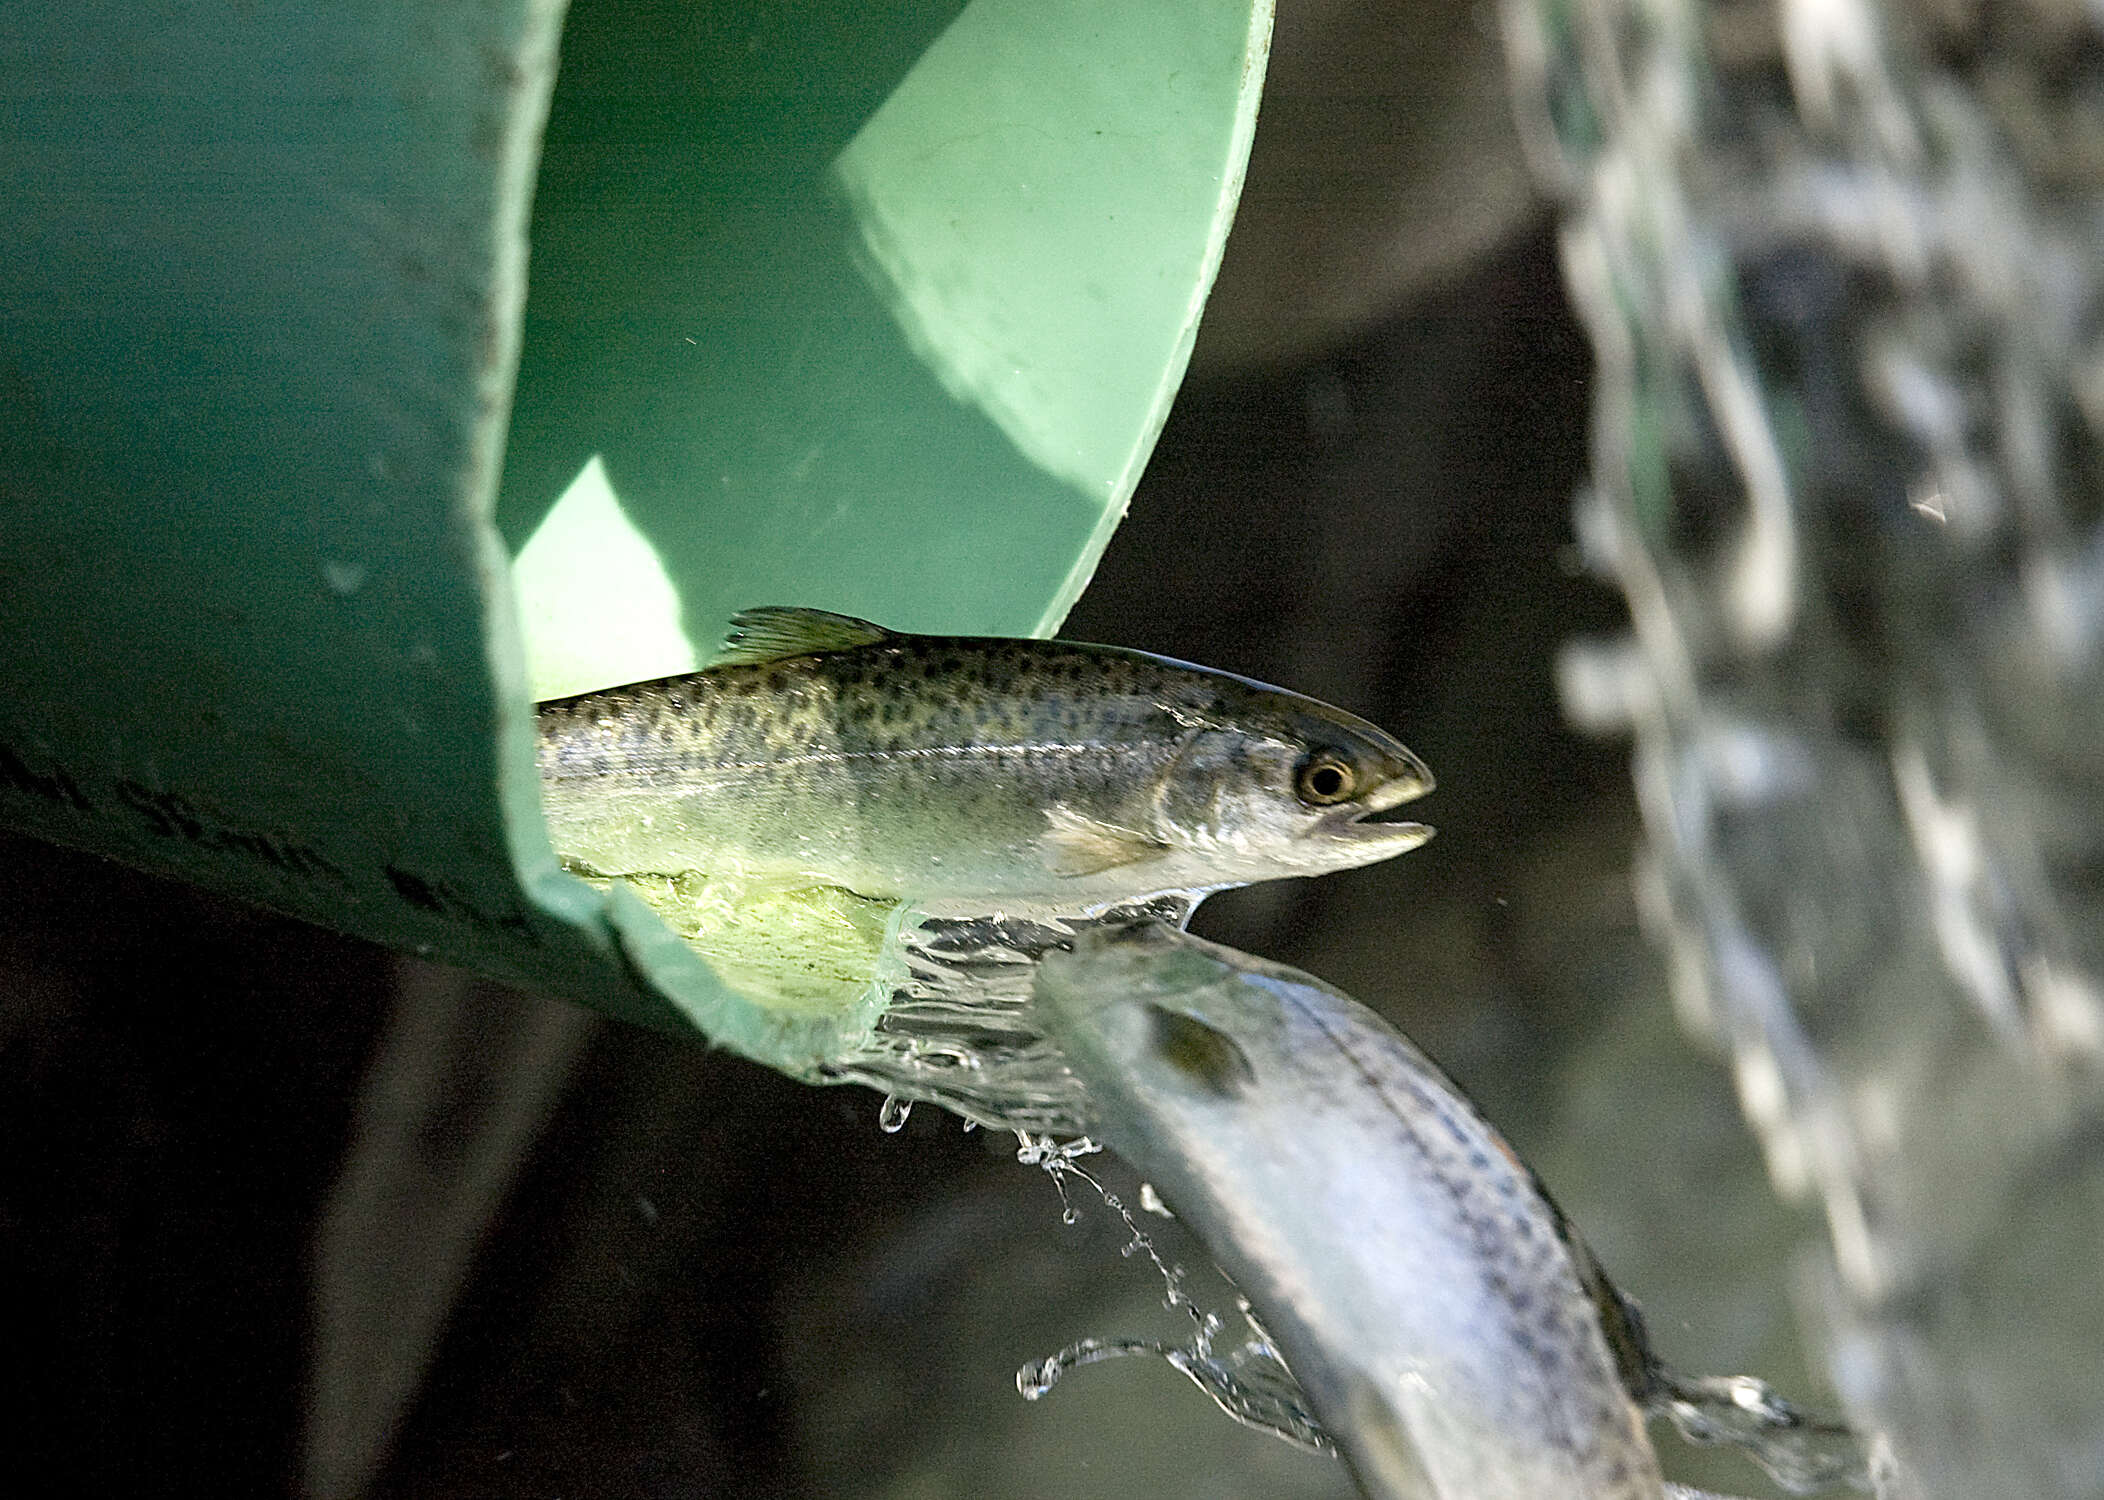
(1503, 0, 2104, 1493)
(538, 643, 1224, 781)
(1281, 984, 1664, 1498)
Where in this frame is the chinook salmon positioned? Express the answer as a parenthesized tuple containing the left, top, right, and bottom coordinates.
(1033, 922, 1672, 1500)
(536, 608, 1433, 915)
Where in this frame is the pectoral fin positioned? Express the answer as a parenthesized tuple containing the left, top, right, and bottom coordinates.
(713, 606, 891, 665)
(1041, 807, 1166, 878)
(1341, 1377, 1437, 1500)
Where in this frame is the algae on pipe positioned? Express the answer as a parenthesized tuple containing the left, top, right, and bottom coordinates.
(536, 607, 1434, 923)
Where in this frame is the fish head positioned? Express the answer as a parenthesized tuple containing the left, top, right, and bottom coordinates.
(1147, 697, 1434, 884)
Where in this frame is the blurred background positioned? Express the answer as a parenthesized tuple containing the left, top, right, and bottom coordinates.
(0, 1, 1824, 1496)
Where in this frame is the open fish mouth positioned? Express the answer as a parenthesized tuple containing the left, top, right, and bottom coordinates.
(1320, 760, 1434, 845)
(1336, 810, 1435, 850)
(1318, 800, 1434, 850)
(1354, 802, 1432, 827)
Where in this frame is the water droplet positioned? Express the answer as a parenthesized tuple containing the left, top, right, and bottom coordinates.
(960, 1118, 979, 1133)
(1139, 1182, 1174, 1218)
(877, 1095, 912, 1133)
(1061, 1206, 1080, 1225)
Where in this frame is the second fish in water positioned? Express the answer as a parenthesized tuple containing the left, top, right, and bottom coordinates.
(1036, 922, 1669, 1500)
(537, 607, 1435, 915)
(1034, 926, 1877, 1500)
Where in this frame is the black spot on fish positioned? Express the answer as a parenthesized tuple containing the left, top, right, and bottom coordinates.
(1146, 1004, 1256, 1099)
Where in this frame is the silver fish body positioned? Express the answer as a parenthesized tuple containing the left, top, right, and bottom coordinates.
(536, 608, 1433, 915)
(1033, 923, 1667, 1500)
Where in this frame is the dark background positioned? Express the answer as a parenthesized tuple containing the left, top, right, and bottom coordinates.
(0, 3, 1817, 1496)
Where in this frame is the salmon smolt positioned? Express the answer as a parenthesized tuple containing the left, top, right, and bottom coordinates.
(1034, 925, 1876, 1500)
(536, 607, 1435, 916)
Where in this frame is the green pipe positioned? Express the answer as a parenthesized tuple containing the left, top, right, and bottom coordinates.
(0, 0, 1271, 1068)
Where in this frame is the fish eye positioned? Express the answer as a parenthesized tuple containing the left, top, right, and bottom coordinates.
(1295, 753, 1357, 806)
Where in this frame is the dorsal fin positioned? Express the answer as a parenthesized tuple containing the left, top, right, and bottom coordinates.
(712, 606, 893, 666)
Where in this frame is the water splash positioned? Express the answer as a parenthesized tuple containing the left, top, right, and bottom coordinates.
(1017, 1305, 1334, 1457)
(1010, 1130, 1333, 1455)
(819, 892, 1202, 1133)
(1652, 1370, 1875, 1495)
